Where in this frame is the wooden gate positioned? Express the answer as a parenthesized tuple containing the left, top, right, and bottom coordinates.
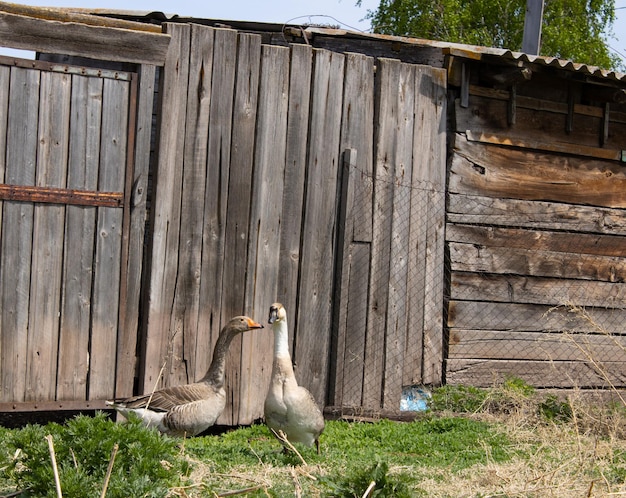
(0, 56, 138, 408)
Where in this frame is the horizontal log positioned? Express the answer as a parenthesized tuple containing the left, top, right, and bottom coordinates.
(0, 11, 169, 65)
(446, 359, 626, 388)
(448, 329, 626, 362)
(449, 241, 626, 282)
(466, 130, 621, 161)
(447, 300, 625, 334)
(0, 184, 123, 207)
(447, 193, 626, 235)
(450, 136, 626, 209)
(450, 272, 626, 308)
(447, 223, 626, 258)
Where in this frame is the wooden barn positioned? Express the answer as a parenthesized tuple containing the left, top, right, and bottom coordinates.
(0, 3, 625, 425)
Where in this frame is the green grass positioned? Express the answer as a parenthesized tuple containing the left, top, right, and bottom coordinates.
(2, 383, 626, 497)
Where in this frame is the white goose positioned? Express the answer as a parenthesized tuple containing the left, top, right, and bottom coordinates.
(264, 303, 325, 451)
(107, 315, 264, 437)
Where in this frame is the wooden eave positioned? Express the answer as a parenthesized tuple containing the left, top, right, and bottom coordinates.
(0, 2, 169, 65)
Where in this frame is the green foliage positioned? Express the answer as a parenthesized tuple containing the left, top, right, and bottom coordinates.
(0, 412, 189, 497)
(319, 458, 413, 497)
(361, 0, 622, 70)
(539, 394, 573, 422)
(430, 384, 489, 412)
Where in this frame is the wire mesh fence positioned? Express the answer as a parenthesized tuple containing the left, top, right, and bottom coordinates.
(331, 153, 626, 414)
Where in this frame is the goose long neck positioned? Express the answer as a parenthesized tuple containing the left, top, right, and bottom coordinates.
(273, 319, 290, 357)
(201, 330, 235, 387)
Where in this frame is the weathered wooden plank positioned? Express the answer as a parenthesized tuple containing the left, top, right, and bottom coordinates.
(449, 241, 626, 282)
(447, 223, 626, 258)
(196, 28, 237, 390)
(331, 52, 374, 407)
(448, 301, 625, 334)
(295, 48, 345, 405)
(448, 329, 626, 362)
(172, 25, 214, 388)
(89, 77, 128, 400)
(446, 359, 626, 388)
(0, 11, 170, 65)
(115, 64, 156, 399)
(451, 272, 626, 309)
(0, 64, 8, 220)
(339, 52, 375, 243)
(332, 149, 366, 407)
(0, 184, 122, 206)
(219, 32, 262, 425)
(447, 193, 626, 235)
(466, 130, 621, 162)
(449, 135, 626, 209)
(277, 43, 312, 320)
(141, 23, 191, 393)
(411, 65, 447, 386)
(25, 71, 70, 402)
(383, 62, 414, 410)
(57, 74, 102, 401)
(239, 43, 289, 425)
(1, 67, 39, 402)
(363, 58, 398, 408)
(455, 95, 623, 156)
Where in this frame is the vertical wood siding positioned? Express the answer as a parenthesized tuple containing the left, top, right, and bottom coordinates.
(144, 25, 448, 423)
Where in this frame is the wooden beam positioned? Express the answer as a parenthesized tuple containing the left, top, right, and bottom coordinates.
(0, 184, 123, 207)
(0, 10, 169, 65)
(0, 2, 162, 32)
(0, 400, 110, 412)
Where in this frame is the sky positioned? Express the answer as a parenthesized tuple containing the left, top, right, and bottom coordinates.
(2, 0, 626, 70)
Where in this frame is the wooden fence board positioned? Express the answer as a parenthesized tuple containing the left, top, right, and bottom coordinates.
(446, 359, 626, 388)
(448, 300, 626, 334)
(278, 43, 311, 320)
(447, 223, 626, 257)
(0, 65, 7, 226)
(448, 329, 626, 362)
(295, 48, 345, 404)
(25, 71, 70, 401)
(173, 25, 214, 386)
(89, 77, 128, 399)
(116, 64, 156, 399)
(1, 67, 39, 402)
(363, 58, 398, 408)
(447, 193, 626, 235)
(142, 23, 191, 392)
(449, 241, 626, 282)
(411, 65, 447, 386)
(238, 44, 289, 424)
(331, 53, 374, 407)
(196, 28, 237, 386)
(450, 135, 626, 208)
(218, 32, 263, 425)
(333, 150, 368, 407)
(383, 62, 414, 410)
(57, 75, 102, 400)
(451, 272, 626, 309)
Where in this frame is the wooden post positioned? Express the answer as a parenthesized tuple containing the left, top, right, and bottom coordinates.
(522, 0, 544, 55)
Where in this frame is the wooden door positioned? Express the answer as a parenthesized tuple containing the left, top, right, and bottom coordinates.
(0, 56, 138, 407)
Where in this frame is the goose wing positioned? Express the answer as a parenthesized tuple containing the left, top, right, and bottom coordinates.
(113, 382, 217, 412)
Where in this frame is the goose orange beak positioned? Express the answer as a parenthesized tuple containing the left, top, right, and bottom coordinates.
(246, 318, 264, 329)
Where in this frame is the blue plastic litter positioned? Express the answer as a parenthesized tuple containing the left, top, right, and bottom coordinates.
(400, 386, 431, 411)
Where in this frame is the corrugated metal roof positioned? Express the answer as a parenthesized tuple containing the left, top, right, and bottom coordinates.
(302, 26, 626, 84)
(29, 7, 626, 84)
